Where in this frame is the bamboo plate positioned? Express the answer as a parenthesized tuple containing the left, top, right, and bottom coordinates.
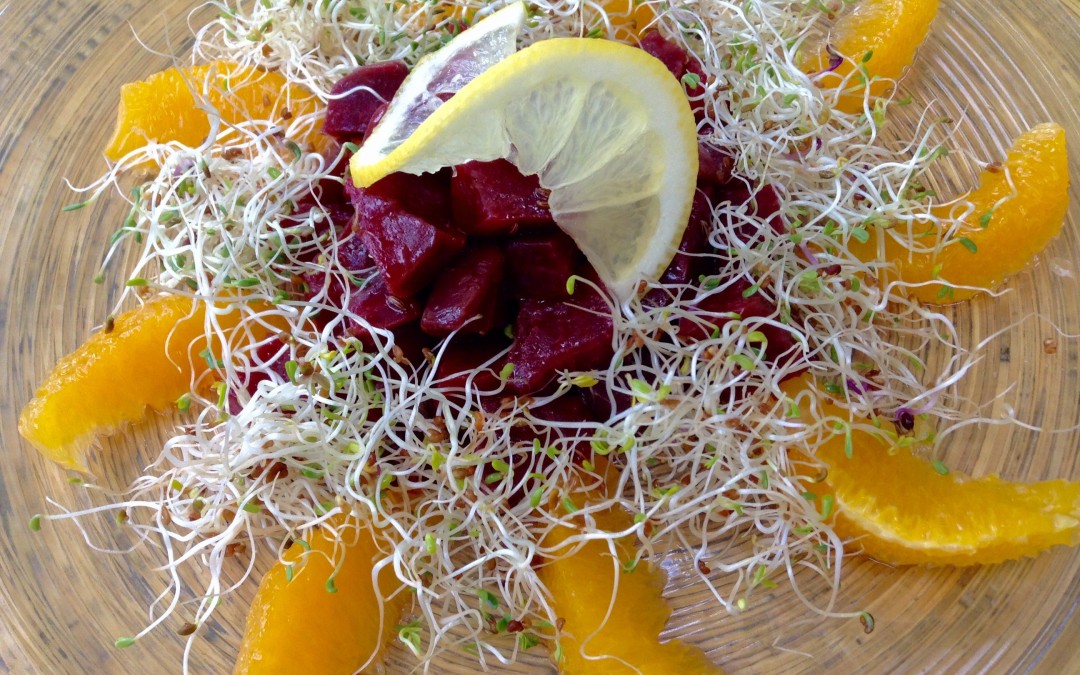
(1, 1, 1078, 673)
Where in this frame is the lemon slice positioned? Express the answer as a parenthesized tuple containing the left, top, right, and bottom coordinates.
(350, 5, 698, 301)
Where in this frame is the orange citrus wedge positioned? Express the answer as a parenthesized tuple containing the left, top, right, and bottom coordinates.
(235, 517, 407, 674)
(104, 62, 323, 162)
(539, 488, 721, 673)
(804, 0, 939, 113)
(858, 123, 1069, 303)
(18, 295, 255, 471)
(783, 376, 1080, 565)
(600, 0, 657, 40)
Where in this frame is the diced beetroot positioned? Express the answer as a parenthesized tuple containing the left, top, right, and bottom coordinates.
(663, 191, 711, 286)
(302, 270, 343, 307)
(421, 243, 505, 336)
(335, 233, 370, 271)
(366, 102, 389, 133)
(504, 231, 578, 301)
(711, 179, 786, 249)
(678, 282, 799, 362)
(508, 294, 614, 395)
(685, 55, 708, 121)
(229, 339, 292, 413)
(323, 61, 409, 141)
(451, 159, 553, 235)
(698, 142, 734, 187)
(581, 383, 633, 422)
(351, 171, 461, 296)
(300, 232, 371, 309)
(640, 32, 690, 79)
(356, 183, 465, 296)
(754, 183, 783, 233)
(348, 170, 453, 228)
(478, 390, 593, 501)
(345, 273, 421, 337)
(302, 271, 346, 318)
(509, 391, 595, 455)
(287, 154, 355, 232)
(644, 191, 713, 307)
(386, 322, 435, 366)
(246, 340, 291, 393)
(434, 334, 510, 391)
(639, 31, 707, 121)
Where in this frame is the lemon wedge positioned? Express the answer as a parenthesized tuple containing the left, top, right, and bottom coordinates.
(350, 3, 698, 301)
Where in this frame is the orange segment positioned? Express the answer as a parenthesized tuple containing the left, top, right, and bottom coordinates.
(782, 376, 1080, 565)
(599, 0, 657, 40)
(104, 62, 323, 161)
(858, 123, 1069, 303)
(804, 0, 939, 113)
(235, 517, 407, 674)
(18, 295, 255, 471)
(539, 501, 721, 674)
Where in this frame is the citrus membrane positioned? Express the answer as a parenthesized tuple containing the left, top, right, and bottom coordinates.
(350, 2, 698, 300)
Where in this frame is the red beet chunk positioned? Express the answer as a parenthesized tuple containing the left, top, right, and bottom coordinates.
(287, 154, 355, 232)
(639, 32, 707, 121)
(509, 391, 595, 452)
(351, 172, 460, 297)
(294, 181, 354, 232)
(348, 170, 453, 228)
(508, 295, 614, 395)
(451, 159, 553, 235)
(581, 383, 633, 422)
(434, 334, 510, 391)
(300, 231, 371, 310)
(698, 142, 734, 187)
(485, 391, 593, 501)
(422, 243, 505, 336)
(302, 270, 344, 309)
(679, 282, 799, 362)
(644, 191, 712, 307)
(710, 180, 785, 249)
(355, 175, 465, 297)
(335, 233, 370, 271)
(640, 32, 690, 79)
(386, 322, 435, 366)
(504, 231, 578, 301)
(346, 273, 421, 336)
(754, 183, 783, 233)
(323, 61, 409, 141)
(246, 340, 291, 392)
(663, 191, 711, 286)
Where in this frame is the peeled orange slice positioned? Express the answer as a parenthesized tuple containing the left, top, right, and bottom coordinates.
(18, 296, 253, 471)
(859, 123, 1069, 303)
(805, 0, 939, 113)
(598, 0, 657, 41)
(783, 376, 1080, 565)
(539, 479, 720, 673)
(105, 62, 322, 161)
(235, 517, 407, 674)
(350, 2, 698, 300)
